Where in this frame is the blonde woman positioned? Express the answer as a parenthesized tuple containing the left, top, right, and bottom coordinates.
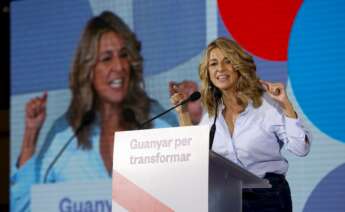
(171, 37, 311, 212)
(12, 11, 170, 212)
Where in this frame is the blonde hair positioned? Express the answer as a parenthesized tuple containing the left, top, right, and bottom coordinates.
(199, 37, 264, 116)
(67, 11, 151, 149)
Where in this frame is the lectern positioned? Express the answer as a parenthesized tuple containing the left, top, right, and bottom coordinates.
(209, 150, 271, 212)
(112, 126, 271, 212)
(31, 152, 270, 212)
(31, 126, 270, 212)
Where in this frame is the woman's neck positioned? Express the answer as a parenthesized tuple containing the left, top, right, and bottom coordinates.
(98, 102, 125, 176)
(222, 90, 243, 114)
(98, 102, 124, 131)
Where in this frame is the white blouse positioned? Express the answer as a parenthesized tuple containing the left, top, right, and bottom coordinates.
(200, 94, 311, 177)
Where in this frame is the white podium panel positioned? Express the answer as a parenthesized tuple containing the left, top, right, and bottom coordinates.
(112, 126, 209, 212)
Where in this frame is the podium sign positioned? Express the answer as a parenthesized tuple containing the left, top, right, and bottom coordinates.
(31, 125, 269, 212)
(112, 126, 209, 212)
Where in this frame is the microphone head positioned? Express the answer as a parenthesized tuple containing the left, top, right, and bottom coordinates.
(189, 91, 201, 102)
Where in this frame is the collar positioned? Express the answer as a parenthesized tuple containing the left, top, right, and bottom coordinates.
(219, 99, 254, 117)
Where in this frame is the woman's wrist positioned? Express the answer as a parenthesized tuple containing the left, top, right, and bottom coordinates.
(23, 126, 40, 144)
(24, 122, 42, 132)
(18, 126, 40, 168)
(17, 148, 35, 168)
(281, 100, 297, 118)
(177, 111, 192, 126)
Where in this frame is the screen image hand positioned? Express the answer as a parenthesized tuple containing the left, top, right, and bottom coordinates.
(18, 92, 48, 167)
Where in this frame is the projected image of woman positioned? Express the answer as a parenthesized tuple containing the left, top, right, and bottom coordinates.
(11, 11, 170, 212)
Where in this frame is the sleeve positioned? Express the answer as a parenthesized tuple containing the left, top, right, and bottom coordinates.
(283, 116, 312, 156)
(10, 116, 67, 212)
(10, 156, 38, 212)
(271, 109, 312, 157)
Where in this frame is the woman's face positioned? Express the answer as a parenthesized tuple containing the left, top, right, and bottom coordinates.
(93, 31, 131, 105)
(208, 47, 239, 92)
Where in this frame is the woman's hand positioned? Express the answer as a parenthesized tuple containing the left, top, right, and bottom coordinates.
(169, 82, 192, 126)
(260, 80, 297, 118)
(169, 81, 188, 113)
(18, 92, 48, 167)
(25, 92, 48, 130)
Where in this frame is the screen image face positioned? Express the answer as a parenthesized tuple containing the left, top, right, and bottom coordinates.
(10, 1, 345, 212)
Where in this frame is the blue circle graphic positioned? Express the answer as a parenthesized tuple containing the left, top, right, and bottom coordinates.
(303, 163, 345, 212)
(288, 0, 345, 143)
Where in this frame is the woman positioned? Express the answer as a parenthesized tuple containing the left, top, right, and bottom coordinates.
(171, 37, 311, 212)
(12, 11, 170, 212)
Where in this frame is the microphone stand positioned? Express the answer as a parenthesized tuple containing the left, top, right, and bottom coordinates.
(209, 88, 222, 150)
(209, 104, 219, 150)
(43, 112, 93, 183)
(140, 103, 182, 128)
(140, 91, 201, 129)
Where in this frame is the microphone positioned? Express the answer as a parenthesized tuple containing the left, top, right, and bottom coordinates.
(140, 91, 201, 128)
(209, 88, 222, 150)
(43, 111, 93, 183)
